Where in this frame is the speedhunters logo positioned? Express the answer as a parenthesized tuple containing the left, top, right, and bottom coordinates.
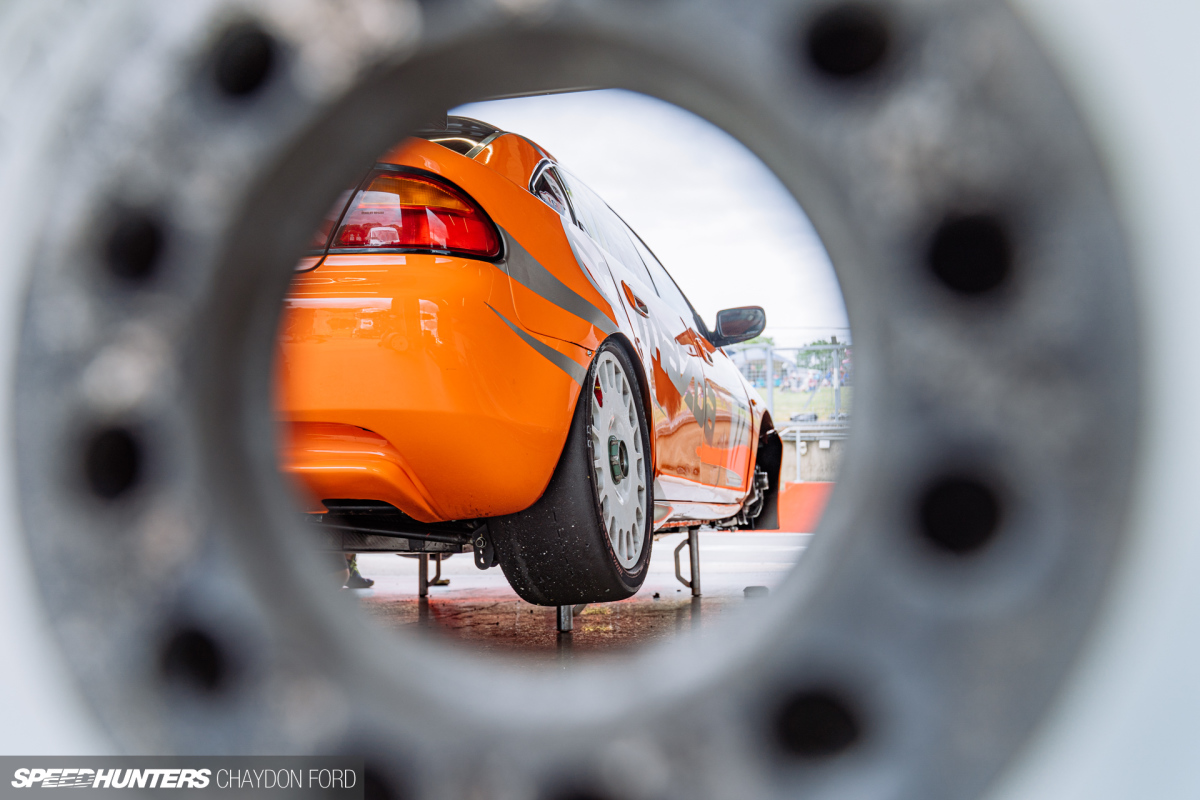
(0, 759, 362, 797)
(12, 769, 211, 789)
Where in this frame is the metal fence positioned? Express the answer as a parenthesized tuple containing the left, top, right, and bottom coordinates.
(727, 340, 852, 426)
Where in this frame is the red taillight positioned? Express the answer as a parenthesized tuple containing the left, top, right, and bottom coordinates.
(332, 171, 501, 258)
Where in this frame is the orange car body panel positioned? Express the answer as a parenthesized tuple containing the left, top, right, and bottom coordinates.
(277, 250, 588, 521)
(281, 422, 441, 518)
(394, 138, 618, 351)
(277, 130, 764, 527)
(466, 133, 549, 187)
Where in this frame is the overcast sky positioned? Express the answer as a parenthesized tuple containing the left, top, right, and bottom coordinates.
(455, 89, 849, 347)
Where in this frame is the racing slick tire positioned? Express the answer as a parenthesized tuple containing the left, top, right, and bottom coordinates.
(490, 340, 653, 606)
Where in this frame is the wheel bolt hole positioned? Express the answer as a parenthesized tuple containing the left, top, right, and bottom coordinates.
(160, 627, 228, 695)
(83, 426, 142, 501)
(104, 211, 164, 282)
(805, 4, 891, 79)
(212, 22, 277, 98)
(774, 688, 862, 758)
(928, 213, 1013, 296)
(918, 474, 1002, 555)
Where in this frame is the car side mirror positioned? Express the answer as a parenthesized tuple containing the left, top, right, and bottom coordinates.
(712, 306, 766, 347)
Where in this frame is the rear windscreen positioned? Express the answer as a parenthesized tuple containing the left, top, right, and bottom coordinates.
(413, 116, 501, 155)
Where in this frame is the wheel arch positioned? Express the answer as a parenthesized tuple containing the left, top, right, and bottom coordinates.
(750, 409, 783, 530)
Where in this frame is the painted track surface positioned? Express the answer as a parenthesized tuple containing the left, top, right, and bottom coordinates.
(350, 532, 809, 662)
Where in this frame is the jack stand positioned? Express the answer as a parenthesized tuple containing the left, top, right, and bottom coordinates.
(557, 604, 574, 632)
(674, 529, 702, 597)
(429, 553, 449, 587)
(418, 554, 428, 598)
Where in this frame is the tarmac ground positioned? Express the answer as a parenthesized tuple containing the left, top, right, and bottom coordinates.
(346, 531, 810, 664)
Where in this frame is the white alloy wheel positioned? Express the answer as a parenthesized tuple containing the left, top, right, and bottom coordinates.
(588, 351, 648, 569)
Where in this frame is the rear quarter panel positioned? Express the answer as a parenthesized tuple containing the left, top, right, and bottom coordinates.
(277, 251, 588, 521)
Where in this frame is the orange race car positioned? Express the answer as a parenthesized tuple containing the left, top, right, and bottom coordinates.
(277, 116, 782, 605)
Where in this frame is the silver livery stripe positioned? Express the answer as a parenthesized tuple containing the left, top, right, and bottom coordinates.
(486, 304, 587, 385)
(498, 228, 618, 336)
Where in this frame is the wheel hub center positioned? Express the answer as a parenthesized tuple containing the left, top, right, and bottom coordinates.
(608, 435, 629, 483)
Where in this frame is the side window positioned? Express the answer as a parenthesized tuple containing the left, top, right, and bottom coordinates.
(531, 166, 571, 220)
(629, 232, 695, 319)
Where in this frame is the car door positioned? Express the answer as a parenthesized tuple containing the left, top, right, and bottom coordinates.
(558, 171, 716, 508)
(627, 233, 756, 503)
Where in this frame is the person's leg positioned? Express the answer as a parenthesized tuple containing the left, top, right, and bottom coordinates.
(344, 554, 374, 589)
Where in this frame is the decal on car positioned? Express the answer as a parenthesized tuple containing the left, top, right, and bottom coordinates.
(497, 228, 618, 336)
(632, 309, 713, 440)
(486, 303, 587, 384)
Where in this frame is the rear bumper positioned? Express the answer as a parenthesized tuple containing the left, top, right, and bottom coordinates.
(281, 423, 441, 517)
(276, 254, 588, 522)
